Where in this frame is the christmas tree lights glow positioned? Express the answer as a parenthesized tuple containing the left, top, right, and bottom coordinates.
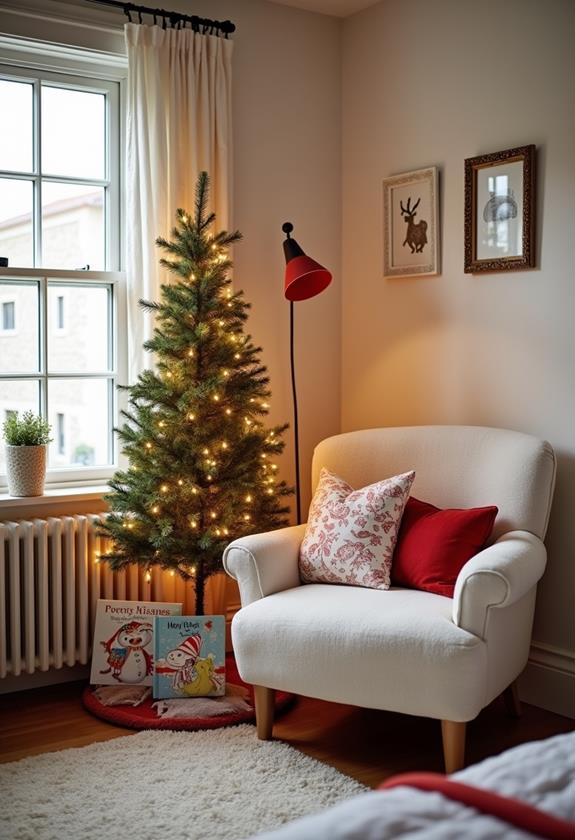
(99, 171, 291, 613)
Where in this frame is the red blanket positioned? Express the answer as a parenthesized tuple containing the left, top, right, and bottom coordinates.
(380, 773, 575, 840)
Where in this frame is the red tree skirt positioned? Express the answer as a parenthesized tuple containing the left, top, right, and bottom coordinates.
(82, 655, 294, 731)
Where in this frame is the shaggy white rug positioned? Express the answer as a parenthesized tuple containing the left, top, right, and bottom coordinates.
(0, 725, 366, 840)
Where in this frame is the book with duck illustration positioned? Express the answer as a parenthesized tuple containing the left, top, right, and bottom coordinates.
(153, 615, 226, 699)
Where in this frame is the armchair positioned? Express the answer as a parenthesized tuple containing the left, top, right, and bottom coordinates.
(223, 426, 556, 772)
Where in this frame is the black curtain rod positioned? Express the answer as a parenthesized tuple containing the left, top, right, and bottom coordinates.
(85, 0, 235, 37)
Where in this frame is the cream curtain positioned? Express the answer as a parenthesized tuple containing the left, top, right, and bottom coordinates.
(125, 21, 233, 380)
(124, 23, 233, 614)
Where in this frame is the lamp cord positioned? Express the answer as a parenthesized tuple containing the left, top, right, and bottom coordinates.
(289, 301, 302, 525)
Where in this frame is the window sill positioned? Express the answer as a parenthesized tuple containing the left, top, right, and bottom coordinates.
(0, 485, 109, 520)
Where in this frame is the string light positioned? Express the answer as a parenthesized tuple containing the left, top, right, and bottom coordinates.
(152, 505, 160, 514)
(245, 494, 252, 503)
(207, 474, 213, 481)
(234, 353, 241, 360)
(161, 484, 168, 493)
(213, 394, 220, 401)
(94, 554, 100, 564)
(188, 413, 196, 421)
(203, 448, 210, 455)
(222, 527, 229, 536)
(170, 570, 175, 577)
(262, 402, 269, 409)
(158, 420, 165, 428)
(188, 349, 194, 357)
(225, 408, 232, 416)
(243, 514, 251, 521)
(219, 320, 225, 327)
(221, 441, 228, 450)
(190, 520, 197, 529)
(178, 479, 183, 486)
(210, 511, 217, 519)
(166, 371, 173, 379)
(267, 488, 274, 495)
(145, 442, 152, 449)
(190, 273, 196, 281)
(222, 369, 230, 378)
(145, 571, 152, 583)
(192, 487, 198, 495)
(127, 522, 135, 530)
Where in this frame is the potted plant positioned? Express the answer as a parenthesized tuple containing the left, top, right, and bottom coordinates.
(3, 411, 52, 497)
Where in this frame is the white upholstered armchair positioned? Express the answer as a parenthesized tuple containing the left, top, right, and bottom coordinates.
(223, 426, 556, 772)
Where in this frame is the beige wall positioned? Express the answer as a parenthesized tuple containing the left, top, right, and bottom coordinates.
(342, 0, 575, 712)
(0, 0, 342, 517)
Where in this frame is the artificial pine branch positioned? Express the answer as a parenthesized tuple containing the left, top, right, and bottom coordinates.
(99, 171, 292, 614)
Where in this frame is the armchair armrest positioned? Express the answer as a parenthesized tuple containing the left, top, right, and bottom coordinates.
(453, 530, 547, 639)
(223, 524, 306, 607)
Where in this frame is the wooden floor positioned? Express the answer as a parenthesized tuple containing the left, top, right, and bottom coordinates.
(0, 681, 573, 787)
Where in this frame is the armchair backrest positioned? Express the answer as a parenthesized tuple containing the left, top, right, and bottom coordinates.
(312, 426, 556, 541)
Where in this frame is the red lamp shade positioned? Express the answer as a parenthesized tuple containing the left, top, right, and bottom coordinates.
(282, 222, 332, 302)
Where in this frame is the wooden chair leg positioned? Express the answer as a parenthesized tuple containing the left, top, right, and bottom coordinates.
(503, 680, 522, 718)
(253, 685, 275, 740)
(441, 720, 466, 774)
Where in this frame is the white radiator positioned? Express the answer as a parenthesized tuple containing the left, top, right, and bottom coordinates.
(0, 515, 200, 678)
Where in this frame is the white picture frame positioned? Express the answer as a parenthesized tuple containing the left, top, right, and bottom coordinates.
(383, 166, 440, 278)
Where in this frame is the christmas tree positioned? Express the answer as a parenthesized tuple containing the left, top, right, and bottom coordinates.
(100, 171, 291, 613)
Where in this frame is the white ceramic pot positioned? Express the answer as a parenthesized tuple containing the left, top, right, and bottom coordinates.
(5, 444, 47, 497)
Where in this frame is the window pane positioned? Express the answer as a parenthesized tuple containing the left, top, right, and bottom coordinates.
(0, 281, 39, 372)
(0, 179, 34, 267)
(41, 86, 105, 179)
(0, 79, 33, 173)
(48, 283, 111, 372)
(42, 183, 105, 270)
(48, 377, 111, 467)
(0, 380, 40, 473)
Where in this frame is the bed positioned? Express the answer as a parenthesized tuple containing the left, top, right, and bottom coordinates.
(254, 731, 575, 839)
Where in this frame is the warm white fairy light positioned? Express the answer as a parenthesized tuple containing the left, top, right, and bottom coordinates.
(158, 420, 165, 428)
(221, 441, 228, 450)
(207, 474, 213, 481)
(210, 511, 217, 519)
(188, 349, 194, 357)
(94, 554, 100, 564)
(225, 408, 232, 415)
(222, 369, 230, 378)
(188, 413, 196, 421)
(223, 527, 229, 536)
(145, 571, 152, 583)
(213, 394, 220, 402)
(178, 479, 183, 486)
(170, 570, 175, 577)
(245, 494, 252, 503)
(161, 484, 168, 493)
(152, 505, 160, 514)
(203, 447, 209, 455)
(145, 442, 152, 449)
(234, 353, 241, 360)
(190, 520, 197, 529)
(192, 487, 198, 495)
(243, 513, 251, 521)
(261, 402, 269, 409)
(166, 371, 173, 379)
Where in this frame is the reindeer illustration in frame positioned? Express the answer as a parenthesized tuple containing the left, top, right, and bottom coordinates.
(383, 166, 440, 278)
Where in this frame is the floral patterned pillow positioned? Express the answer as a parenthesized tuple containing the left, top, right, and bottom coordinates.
(299, 467, 415, 590)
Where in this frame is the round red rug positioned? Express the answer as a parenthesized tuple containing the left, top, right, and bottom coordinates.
(82, 655, 294, 731)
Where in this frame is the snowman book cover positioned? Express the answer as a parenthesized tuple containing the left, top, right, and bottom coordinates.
(90, 599, 182, 686)
(153, 615, 226, 699)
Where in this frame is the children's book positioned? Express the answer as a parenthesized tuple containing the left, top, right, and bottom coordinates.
(153, 615, 226, 699)
(90, 599, 182, 686)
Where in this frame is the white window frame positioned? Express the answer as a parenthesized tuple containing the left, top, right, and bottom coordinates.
(0, 40, 128, 492)
(0, 298, 16, 332)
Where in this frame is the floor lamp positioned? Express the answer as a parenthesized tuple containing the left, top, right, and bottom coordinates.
(282, 222, 332, 525)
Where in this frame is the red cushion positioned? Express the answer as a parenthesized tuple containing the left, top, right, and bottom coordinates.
(392, 497, 498, 597)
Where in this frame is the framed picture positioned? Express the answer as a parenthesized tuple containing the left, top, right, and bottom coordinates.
(383, 166, 439, 278)
(464, 145, 535, 273)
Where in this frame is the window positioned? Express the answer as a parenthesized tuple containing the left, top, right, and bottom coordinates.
(56, 295, 65, 330)
(0, 57, 125, 488)
(56, 412, 65, 455)
(1, 300, 15, 330)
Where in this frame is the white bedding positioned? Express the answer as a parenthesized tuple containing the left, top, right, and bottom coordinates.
(253, 731, 575, 839)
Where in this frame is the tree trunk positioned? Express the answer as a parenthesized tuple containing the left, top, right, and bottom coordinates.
(195, 567, 205, 615)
